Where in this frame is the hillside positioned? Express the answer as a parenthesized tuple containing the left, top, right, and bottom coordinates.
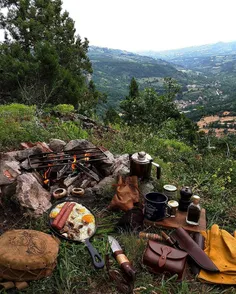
(89, 46, 232, 121)
(88, 46, 189, 109)
(137, 41, 236, 120)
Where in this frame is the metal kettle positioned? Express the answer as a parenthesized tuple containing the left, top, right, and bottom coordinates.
(130, 151, 161, 180)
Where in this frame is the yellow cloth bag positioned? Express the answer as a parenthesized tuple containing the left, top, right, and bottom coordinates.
(199, 224, 236, 284)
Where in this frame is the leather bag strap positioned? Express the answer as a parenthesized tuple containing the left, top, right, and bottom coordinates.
(158, 246, 172, 267)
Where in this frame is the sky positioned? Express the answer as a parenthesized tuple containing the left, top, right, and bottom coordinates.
(62, 0, 236, 52)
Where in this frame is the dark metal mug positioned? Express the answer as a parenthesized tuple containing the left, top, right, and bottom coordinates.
(144, 192, 170, 221)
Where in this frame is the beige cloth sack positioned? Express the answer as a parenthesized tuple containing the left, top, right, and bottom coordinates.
(0, 230, 59, 281)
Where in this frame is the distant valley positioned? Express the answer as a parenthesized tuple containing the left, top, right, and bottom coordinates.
(89, 41, 236, 126)
(88, 46, 187, 111)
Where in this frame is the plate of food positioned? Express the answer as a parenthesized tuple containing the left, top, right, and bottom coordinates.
(48, 199, 104, 269)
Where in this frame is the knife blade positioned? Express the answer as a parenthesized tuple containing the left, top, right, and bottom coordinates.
(108, 236, 136, 281)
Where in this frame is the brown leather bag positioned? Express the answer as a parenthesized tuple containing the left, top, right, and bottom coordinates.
(142, 240, 188, 281)
(108, 175, 140, 212)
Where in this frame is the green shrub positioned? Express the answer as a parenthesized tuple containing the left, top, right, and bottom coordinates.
(53, 104, 75, 115)
(0, 103, 36, 120)
(0, 104, 87, 150)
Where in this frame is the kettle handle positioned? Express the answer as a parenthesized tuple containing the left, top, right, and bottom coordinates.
(152, 162, 161, 179)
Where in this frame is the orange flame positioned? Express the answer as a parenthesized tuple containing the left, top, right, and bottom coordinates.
(44, 164, 52, 185)
(71, 155, 77, 170)
(84, 153, 90, 161)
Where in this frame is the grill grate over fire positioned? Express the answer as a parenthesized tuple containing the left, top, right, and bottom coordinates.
(28, 147, 108, 187)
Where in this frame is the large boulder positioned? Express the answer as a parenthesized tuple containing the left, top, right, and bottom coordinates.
(15, 173, 51, 216)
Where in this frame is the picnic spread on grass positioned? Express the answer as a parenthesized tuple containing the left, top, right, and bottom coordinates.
(0, 140, 236, 293)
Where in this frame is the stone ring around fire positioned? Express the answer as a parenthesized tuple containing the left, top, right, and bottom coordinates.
(71, 188, 85, 197)
(52, 188, 67, 199)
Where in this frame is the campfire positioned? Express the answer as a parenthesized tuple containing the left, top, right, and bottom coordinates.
(0, 139, 129, 216)
(29, 147, 108, 188)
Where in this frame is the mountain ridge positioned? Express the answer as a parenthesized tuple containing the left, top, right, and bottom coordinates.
(137, 40, 236, 60)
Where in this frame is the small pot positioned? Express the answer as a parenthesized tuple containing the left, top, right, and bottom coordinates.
(130, 151, 161, 180)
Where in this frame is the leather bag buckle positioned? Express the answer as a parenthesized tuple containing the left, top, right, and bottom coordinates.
(158, 246, 172, 267)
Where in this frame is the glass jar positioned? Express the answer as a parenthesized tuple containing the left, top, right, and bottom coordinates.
(186, 195, 201, 226)
(163, 184, 177, 200)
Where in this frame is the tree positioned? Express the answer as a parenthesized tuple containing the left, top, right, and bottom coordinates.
(120, 77, 139, 124)
(129, 77, 139, 99)
(103, 106, 121, 125)
(120, 78, 180, 127)
(0, 0, 103, 112)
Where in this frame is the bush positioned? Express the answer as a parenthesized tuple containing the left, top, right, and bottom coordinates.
(0, 104, 87, 150)
(52, 104, 75, 115)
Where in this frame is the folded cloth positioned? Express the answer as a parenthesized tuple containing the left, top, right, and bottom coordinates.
(198, 224, 236, 284)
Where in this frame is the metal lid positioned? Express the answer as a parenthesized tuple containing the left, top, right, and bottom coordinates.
(163, 184, 177, 192)
(180, 186, 192, 198)
(131, 151, 152, 164)
(192, 195, 200, 203)
(168, 200, 179, 207)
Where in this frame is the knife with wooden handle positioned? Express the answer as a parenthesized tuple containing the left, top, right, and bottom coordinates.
(108, 236, 136, 281)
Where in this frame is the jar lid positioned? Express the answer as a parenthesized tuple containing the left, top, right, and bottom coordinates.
(131, 151, 152, 164)
(168, 200, 179, 207)
(163, 184, 177, 192)
(192, 195, 200, 203)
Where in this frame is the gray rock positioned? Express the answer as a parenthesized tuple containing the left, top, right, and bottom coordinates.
(15, 146, 43, 161)
(64, 139, 96, 151)
(111, 154, 130, 176)
(49, 139, 66, 153)
(92, 176, 116, 196)
(15, 173, 51, 216)
(91, 149, 115, 177)
(20, 159, 31, 170)
(139, 181, 154, 196)
(0, 160, 21, 185)
(2, 151, 18, 161)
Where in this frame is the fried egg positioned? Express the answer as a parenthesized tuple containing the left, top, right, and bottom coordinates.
(54, 201, 96, 241)
(49, 207, 61, 218)
(57, 202, 66, 208)
(82, 214, 95, 224)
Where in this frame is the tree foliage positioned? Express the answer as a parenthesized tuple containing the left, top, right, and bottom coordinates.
(120, 78, 198, 143)
(120, 78, 180, 127)
(129, 77, 139, 99)
(0, 0, 104, 111)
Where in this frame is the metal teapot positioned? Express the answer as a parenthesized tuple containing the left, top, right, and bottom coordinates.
(130, 151, 161, 180)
